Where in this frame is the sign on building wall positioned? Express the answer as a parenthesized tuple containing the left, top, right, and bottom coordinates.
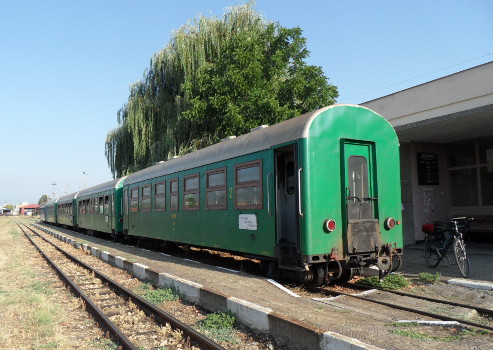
(417, 153, 439, 185)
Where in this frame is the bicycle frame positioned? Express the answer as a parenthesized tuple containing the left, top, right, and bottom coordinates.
(422, 217, 471, 277)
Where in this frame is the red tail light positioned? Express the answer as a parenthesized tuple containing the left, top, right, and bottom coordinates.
(384, 217, 396, 230)
(324, 219, 337, 232)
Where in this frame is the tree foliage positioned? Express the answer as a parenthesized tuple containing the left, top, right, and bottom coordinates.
(105, 3, 338, 178)
(38, 194, 49, 205)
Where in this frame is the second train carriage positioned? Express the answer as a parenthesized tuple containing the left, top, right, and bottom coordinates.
(57, 192, 79, 227)
(44, 199, 58, 224)
(77, 178, 126, 236)
(116, 104, 403, 284)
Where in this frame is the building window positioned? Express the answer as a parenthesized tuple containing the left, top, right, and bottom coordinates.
(184, 174, 199, 210)
(130, 187, 139, 212)
(141, 185, 151, 212)
(447, 136, 493, 207)
(235, 160, 262, 209)
(170, 178, 178, 211)
(154, 181, 166, 211)
(206, 168, 226, 210)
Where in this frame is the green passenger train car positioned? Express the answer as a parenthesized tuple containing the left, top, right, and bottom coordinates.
(120, 104, 403, 284)
(57, 192, 79, 227)
(44, 199, 58, 224)
(77, 178, 126, 236)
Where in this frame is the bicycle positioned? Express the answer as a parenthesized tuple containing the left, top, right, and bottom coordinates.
(422, 217, 471, 278)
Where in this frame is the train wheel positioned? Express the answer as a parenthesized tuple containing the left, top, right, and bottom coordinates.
(310, 264, 327, 286)
(391, 254, 402, 272)
(331, 268, 353, 284)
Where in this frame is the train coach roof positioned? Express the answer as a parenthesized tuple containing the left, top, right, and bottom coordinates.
(44, 199, 58, 207)
(124, 104, 382, 185)
(57, 191, 80, 202)
(78, 177, 125, 197)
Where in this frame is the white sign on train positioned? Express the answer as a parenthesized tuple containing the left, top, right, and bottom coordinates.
(238, 214, 257, 230)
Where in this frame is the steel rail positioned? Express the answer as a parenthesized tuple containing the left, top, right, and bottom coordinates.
(319, 286, 493, 332)
(19, 222, 226, 350)
(16, 222, 138, 350)
(346, 282, 493, 318)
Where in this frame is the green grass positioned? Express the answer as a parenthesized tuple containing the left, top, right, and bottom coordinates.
(418, 272, 441, 284)
(35, 341, 60, 349)
(91, 338, 119, 350)
(196, 312, 238, 343)
(388, 322, 488, 342)
(390, 329, 460, 342)
(30, 281, 53, 296)
(356, 274, 409, 290)
(137, 283, 178, 305)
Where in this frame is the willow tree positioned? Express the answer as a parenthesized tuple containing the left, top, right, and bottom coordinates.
(105, 3, 338, 178)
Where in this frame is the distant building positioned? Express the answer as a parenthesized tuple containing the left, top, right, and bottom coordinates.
(0, 207, 12, 215)
(19, 204, 40, 216)
(362, 61, 493, 244)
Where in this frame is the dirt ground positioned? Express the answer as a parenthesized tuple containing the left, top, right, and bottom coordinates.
(0, 217, 109, 349)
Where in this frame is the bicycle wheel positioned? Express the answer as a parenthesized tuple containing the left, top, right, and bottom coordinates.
(453, 238, 470, 277)
(424, 236, 441, 268)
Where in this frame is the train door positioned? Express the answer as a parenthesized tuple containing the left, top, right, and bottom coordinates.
(275, 144, 300, 268)
(343, 141, 380, 254)
(123, 189, 129, 235)
(110, 193, 114, 233)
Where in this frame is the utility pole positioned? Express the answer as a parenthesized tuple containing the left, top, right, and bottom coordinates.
(51, 181, 57, 200)
(83, 172, 90, 189)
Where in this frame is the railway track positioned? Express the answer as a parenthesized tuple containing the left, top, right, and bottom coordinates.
(17, 222, 225, 350)
(345, 282, 493, 320)
(308, 282, 493, 332)
(31, 221, 493, 347)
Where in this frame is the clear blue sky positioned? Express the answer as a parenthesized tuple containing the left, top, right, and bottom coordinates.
(1, 0, 492, 205)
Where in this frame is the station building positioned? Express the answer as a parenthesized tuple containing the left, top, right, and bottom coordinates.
(19, 204, 40, 216)
(362, 61, 493, 244)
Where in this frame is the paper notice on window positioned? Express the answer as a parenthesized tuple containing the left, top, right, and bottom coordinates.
(239, 214, 257, 230)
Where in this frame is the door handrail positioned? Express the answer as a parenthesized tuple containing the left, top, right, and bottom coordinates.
(298, 168, 303, 217)
(267, 172, 272, 217)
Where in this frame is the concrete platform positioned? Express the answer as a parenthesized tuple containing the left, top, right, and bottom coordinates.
(399, 242, 493, 289)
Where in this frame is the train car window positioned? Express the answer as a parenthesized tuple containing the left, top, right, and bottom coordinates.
(170, 178, 178, 211)
(141, 185, 151, 212)
(104, 195, 109, 214)
(183, 174, 199, 210)
(154, 181, 166, 211)
(123, 190, 128, 215)
(235, 160, 263, 209)
(206, 168, 226, 210)
(130, 188, 139, 212)
(110, 194, 114, 215)
(347, 156, 369, 199)
(99, 196, 104, 214)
